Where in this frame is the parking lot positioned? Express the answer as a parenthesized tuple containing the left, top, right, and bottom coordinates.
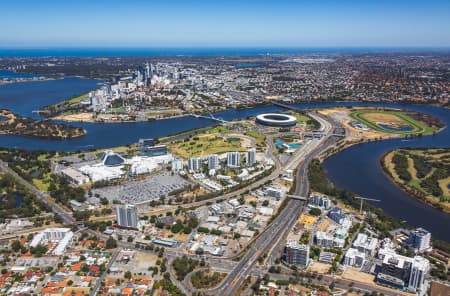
(92, 172, 191, 204)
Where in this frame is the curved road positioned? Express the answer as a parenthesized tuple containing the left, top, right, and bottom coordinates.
(198, 113, 340, 296)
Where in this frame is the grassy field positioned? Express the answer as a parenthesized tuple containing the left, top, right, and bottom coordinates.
(168, 134, 246, 159)
(244, 130, 266, 148)
(350, 109, 437, 135)
(383, 148, 450, 212)
(289, 111, 315, 128)
(66, 93, 89, 104)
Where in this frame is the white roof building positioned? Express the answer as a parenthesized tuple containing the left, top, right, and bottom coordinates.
(30, 228, 74, 256)
(61, 167, 90, 185)
(343, 248, 366, 267)
(353, 233, 379, 256)
(258, 207, 274, 216)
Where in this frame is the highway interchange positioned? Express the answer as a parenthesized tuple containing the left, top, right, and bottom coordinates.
(0, 110, 405, 296)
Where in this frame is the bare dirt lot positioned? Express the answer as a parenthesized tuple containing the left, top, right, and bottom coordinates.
(308, 262, 330, 273)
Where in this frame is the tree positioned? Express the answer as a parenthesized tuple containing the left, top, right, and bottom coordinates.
(30, 245, 48, 257)
(11, 240, 21, 252)
(105, 237, 117, 249)
(124, 271, 132, 279)
(329, 281, 335, 290)
(309, 208, 322, 216)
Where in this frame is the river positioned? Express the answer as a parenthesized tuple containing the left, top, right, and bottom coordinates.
(0, 77, 449, 241)
(0, 75, 101, 118)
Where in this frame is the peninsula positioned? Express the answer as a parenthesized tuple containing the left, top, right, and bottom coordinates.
(0, 109, 85, 139)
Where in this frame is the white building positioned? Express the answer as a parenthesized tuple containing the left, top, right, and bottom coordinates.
(30, 228, 74, 256)
(284, 240, 309, 267)
(376, 246, 430, 292)
(408, 228, 431, 253)
(310, 194, 331, 209)
(343, 248, 366, 267)
(408, 256, 430, 292)
(116, 204, 138, 228)
(315, 231, 334, 247)
(237, 169, 249, 180)
(128, 154, 172, 175)
(246, 148, 256, 166)
(78, 164, 124, 182)
(61, 167, 90, 185)
(208, 154, 219, 170)
(227, 152, 240, 168)
(188, 157, 203, 172)
(171, 159, 183, 172)
(353, 233, 378, 256)
(266, 187, 284, 199)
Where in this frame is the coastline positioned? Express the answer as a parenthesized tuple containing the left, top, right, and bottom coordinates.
(0, 109, 86, 140)
(0, 77, 60, 85)
(0, 129, 86, 140)
(48, 100, 448, 125)
(380, 150, 450, 214)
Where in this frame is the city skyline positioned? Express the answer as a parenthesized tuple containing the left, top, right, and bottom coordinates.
(1, 0, 450, 48)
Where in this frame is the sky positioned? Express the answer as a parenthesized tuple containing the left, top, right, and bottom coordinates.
(1, 0, 450, 48)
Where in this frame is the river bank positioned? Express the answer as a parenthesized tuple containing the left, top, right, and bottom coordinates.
(0, 109, 85, 139)
(380, 149, 450, 214)
(1, 92, 450, 239)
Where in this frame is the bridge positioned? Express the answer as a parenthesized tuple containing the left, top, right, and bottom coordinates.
(287, 194, 307, 201)
(270, 101, 304, 112)
(32, 110, 51, 114)
(190, 113, 228, 124)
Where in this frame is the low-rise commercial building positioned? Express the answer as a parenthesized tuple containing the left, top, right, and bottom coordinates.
(343, 248, 366, 268)
(353, 233, 378, 256)
(61, 167, 90, 185)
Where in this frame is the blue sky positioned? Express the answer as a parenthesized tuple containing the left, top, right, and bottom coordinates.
(1, 0, 450, 48)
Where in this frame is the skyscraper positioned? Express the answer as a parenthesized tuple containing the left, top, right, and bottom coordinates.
(408, 256, 429, 292)
(188, 157, 202, 172)
(208, 154, 219, 170)
(116, 204, 138, 228)
(246, 148, 256, 166)
(227, 152, 240, 168)
(171, 159, 183, 172)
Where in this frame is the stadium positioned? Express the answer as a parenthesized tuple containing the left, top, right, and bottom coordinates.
(255, 113, 297, 127)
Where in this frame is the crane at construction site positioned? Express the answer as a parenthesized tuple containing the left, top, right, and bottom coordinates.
(355, 196, 381, 214)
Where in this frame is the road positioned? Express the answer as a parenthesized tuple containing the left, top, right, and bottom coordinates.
(267, 270, 408, 296)
(87, 130, 283, 223)
(89, 250, 119, 296)
(198, 113, 339, 296)
(0, 112, 350, 296)
(0, 160, 75, 225)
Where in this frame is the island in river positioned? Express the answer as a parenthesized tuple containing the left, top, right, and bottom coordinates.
(382, 148, 450, 213)
(0, 109, 85, 139)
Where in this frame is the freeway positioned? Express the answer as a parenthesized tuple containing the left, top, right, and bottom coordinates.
(0, 111, 346, 296)
(0, 160, 75, 225)
(198, 113, 340, 296)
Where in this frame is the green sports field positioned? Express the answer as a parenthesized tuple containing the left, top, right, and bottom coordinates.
(349, 109, 437, 135)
